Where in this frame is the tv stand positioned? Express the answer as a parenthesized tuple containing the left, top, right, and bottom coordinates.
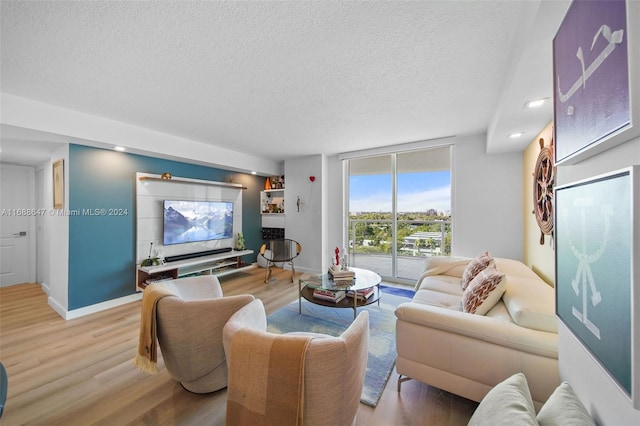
(136, 249, 254, 291)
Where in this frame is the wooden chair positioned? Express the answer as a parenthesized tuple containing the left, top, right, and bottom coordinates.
(259, 238, 302, 283)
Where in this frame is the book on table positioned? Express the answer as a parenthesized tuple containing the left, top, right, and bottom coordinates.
(328, 265, 355, 279)
(331, 279, 354, 289)
(313, 289, 346, 303)
(347, 287, 375, 300)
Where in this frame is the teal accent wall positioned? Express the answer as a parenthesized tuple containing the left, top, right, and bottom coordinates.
(68, 144, 264, 310)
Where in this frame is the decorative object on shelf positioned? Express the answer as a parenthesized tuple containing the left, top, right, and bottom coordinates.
(260, 189, 284, 214)
(154, 246, 166, 265)
(342, 253, 349, 270)
(160, 172, 172, 180)
(270, 204, 282, 213)
(52, 159, 64, 209)
(141, 242, 160, 266)
(264, 175, 285, 189)
(235, 232, 245, 250)
(553, 0, 639, 165)
(273, 175, 285, 189)
(532, 136, 555, 245)
(334, 247, 340, 267)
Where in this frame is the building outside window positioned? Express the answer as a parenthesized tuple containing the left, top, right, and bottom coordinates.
(344, 144, 452, 284)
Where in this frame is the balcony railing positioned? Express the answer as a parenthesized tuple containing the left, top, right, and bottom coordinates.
(347, 218, 451, 282)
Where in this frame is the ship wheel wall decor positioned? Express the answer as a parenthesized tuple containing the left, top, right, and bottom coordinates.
(532, 136, 555, 245)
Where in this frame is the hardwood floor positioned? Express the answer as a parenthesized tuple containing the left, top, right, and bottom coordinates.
(0, 267, 477, 425)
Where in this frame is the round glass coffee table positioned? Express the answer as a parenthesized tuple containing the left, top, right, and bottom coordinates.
(298, 267, 382, 319)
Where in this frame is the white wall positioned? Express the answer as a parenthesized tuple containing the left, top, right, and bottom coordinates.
(452, 134, 523, 259)
(325, 154, 344, 271)
(46, 144, 70, 316)
(1, 93, 283, 177)
(556, 136, 640, 425)
(316, 134, 525, 277)
(283, 155, 324, 273)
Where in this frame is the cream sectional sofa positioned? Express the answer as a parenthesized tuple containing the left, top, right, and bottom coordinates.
(395, 256, 559, 409)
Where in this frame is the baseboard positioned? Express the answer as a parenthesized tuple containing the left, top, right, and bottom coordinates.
(49, 292, 142, 320)
(47, 296, 67, 319)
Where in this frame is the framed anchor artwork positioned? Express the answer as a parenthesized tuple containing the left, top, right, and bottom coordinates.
(555, 166, 639, 407)
(553, 0, 640, 165)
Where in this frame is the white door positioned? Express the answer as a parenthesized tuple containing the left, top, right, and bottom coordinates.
(0, 164, 36, 286)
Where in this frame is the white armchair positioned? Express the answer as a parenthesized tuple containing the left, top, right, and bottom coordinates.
(155, 275, 254, 393)
(223, 299, 369, 425)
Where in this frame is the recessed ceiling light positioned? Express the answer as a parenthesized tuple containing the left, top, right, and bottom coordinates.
(114, 146, 126, 152)
(525, 99, 546, 109)
(509, 132, 523, 138)
(251, 171, 257, 175)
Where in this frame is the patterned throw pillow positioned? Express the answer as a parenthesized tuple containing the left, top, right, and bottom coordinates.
(463, 267, 507, 315)
(461, 251, 495, 290)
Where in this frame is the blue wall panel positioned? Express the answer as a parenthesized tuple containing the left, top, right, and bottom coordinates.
(68, 144, 264, 310)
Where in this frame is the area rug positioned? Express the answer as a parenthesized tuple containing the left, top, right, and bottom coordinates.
(266, 285, 414, 407)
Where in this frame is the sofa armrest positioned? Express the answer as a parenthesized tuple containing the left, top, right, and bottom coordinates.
(395, 301, 557, 358)
(414, 256, 471, 291)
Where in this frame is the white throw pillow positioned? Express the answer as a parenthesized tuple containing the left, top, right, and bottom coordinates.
(468, 373, 537, 426)
(537, 382, 596, 426)
(462, 267, 506, 315)
(461, 251, 495, 290)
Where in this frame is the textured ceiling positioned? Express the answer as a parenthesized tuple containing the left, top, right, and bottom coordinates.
(1, 1, 568, 165)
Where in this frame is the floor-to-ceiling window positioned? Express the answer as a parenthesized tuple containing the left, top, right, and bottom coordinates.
(345, 145, 451, 284)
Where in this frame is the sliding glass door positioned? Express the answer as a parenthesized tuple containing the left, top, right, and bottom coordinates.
(346, 146, 451, 283)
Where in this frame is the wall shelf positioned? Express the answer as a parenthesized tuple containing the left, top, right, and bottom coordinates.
(138, 176, 247, 190)
(261, 189, 284, 214)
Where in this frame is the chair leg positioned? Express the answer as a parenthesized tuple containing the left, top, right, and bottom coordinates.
(264, 263, 272, 283)
(397, 374, 412, 392)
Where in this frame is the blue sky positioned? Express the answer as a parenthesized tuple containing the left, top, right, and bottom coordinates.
(349, 171, 451, 213)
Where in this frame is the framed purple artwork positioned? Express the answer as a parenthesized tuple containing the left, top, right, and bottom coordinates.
(553, 0, 640, 165)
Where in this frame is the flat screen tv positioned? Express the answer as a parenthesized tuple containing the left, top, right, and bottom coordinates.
(163, 200, 233, 245)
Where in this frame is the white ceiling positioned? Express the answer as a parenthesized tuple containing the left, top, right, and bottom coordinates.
(0, 1, 570, 167)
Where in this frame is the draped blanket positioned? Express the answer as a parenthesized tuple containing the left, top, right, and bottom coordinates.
(226, 328, 312, 426)
(133, 283, 176, 374)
